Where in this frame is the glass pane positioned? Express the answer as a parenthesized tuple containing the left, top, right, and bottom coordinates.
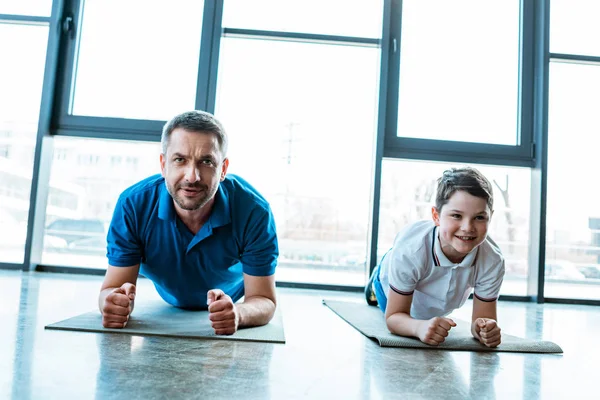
(550, 0, 600, 56)
(0, 0, 52, 17)
(215, 38, 380, 286)
(546, 62, 600, 300)
(396, 0, 519, 145)
(222, 0, 383, 38)
(0, 23, 49, 264)
(378, 159, 531, 296)
(42, 137, 161, 268)
(71, 0, 204, 121)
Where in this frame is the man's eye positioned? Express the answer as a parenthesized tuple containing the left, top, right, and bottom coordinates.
(202, 159, 214, 165)
(174, 158, 184, 163)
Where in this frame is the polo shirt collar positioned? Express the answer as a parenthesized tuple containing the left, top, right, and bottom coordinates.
(209, 184, 231, 228)
(158, 181, 175, 221)
(432, 226, 478, 268)
(157, 180, 231, 229)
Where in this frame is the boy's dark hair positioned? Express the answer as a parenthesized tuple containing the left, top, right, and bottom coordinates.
(435, 167, 494, 211)
(161, 110, 228, 157)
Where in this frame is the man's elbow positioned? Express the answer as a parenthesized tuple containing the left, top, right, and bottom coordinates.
(263, 296, 277, 322)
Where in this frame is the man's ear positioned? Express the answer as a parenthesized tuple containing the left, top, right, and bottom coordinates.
(160, 153, 166, 177)
(220, 158, 229, 181)
(431, 206, 441, 226)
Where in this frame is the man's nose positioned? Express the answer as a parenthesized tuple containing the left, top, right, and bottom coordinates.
(185, 166, 200, 182)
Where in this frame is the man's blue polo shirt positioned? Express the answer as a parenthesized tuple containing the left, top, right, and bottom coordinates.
(106, 174, 278, 309)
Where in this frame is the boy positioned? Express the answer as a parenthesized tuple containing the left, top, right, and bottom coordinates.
(365, 166, 505, 347)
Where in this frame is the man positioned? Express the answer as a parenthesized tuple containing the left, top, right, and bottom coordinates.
(99, 110, 278, 335)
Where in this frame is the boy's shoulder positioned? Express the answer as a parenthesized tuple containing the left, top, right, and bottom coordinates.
(477, 235, 505, 266)
(393, 220, 435, 254)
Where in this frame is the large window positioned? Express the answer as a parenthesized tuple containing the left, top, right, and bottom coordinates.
(545, 62, 600, 300)
(69, 0, 204, 121)
(544, 0, 600, 301)
(0, 1, 52, 17)
(396, 0, 520, 145)
(6, 0, 597, 305)
(41, 137, 161, 268)
(216, 39, 380, 286)
(378, 159, 531, 296)
(384, 0, 532, 166)
(215, 3, 382, 286)
(0, 22, 49, 264)
(222, 0, 383, 38)
(550, 0, 600, 56)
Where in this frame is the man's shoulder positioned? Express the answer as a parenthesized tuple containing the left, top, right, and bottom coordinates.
(119, 174, 164, 204)
(222, 174, 270, 211)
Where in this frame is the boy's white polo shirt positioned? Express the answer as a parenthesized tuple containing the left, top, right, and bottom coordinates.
(378, 220, 505, 320)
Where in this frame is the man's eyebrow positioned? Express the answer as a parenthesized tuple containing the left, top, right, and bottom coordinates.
(171, 152, 187, 158)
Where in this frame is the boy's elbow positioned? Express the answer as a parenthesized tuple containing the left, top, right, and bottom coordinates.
(385, 313, 400, 334)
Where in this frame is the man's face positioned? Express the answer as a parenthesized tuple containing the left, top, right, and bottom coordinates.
(431, 190, 492, 263)
(160, 128, 229, 212)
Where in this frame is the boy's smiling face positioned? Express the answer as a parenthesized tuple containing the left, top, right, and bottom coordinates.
(432, 190, 492, 264)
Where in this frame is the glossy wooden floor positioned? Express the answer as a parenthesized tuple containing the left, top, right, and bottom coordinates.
(1, 270, 598, 399)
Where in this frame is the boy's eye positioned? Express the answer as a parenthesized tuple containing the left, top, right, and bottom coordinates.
(451, 214, 461, 219)
(476, 215, 488, 221)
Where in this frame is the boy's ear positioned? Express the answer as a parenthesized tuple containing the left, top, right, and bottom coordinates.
(431, 206, 441, 226)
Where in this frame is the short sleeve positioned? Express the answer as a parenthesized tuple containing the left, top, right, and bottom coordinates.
(106, 197, 143, 267)
(474, 259, 505, 302)
(387, 248, 422, 296)
(239, 205, 278, 276)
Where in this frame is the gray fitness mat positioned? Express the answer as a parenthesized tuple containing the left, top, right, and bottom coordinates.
(45, 301, 286, 344)
(323, 299, 562, 354)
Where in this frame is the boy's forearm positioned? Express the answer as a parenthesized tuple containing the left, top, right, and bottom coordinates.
(386, 312, 422, 338)
(471, 298, 498, 339)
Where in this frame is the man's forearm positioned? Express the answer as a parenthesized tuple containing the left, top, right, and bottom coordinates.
(237, 296, 276, 328)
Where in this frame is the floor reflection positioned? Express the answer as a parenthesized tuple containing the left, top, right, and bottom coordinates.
(93, 324, 276, 399)
(365, 346, 503, 399)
